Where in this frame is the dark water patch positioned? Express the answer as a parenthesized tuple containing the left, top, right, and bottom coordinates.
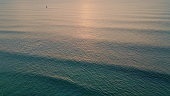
(0, 30, 25, 34)
(36, 24, 170, 34)
(0, 72, 104, 96)
(99, 28, 170, 35)
(1, 24, 170, 35)
(125, 45, 170, 54)
(0, 43, 170, 95)
(95, 42, 170, 54)
(103, 64, 170, 83)
(124, 15, 170, 20)
(106, 19, 170, 25)
(0, 50, 170, 83)
(126, 10, 170, 15)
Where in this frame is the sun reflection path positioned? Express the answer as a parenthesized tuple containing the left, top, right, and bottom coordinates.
(73, 1, 100, 40)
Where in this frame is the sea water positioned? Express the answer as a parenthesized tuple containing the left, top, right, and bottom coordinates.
(0, 0, 170, 95)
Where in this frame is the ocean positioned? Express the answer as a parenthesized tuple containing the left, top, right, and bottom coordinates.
(0, 0, 170, 95)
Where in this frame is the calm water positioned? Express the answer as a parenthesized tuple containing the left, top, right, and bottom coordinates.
(0, 0, 170, 96)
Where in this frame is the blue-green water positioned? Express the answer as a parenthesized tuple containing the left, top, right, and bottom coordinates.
(0, 0, 170, 96)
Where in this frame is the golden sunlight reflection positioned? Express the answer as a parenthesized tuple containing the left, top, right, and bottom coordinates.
(71, 1, 102, 62)
(78, 3, 93, 27)
(73, 1, 99, 40)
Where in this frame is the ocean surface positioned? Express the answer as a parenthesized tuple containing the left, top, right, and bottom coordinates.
(0, 0, 170, 96)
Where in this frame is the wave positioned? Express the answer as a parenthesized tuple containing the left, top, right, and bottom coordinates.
(2, 23, 170, 34)
(36, 24, 170, 34)
(0, 30, 25, 34)
(0, 50, 170, 96)
(0, 72, 105, 96)
(0, 50, 170, 83)
(95, 42, 170, 54)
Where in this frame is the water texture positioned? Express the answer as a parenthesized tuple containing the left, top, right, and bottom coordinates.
(0, 0, 170, 96)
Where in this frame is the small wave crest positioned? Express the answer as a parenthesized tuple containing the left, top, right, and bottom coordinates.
(0, 72, 105, 96)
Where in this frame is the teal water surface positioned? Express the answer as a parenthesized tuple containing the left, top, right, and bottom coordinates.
(0, 0, 170, 96)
